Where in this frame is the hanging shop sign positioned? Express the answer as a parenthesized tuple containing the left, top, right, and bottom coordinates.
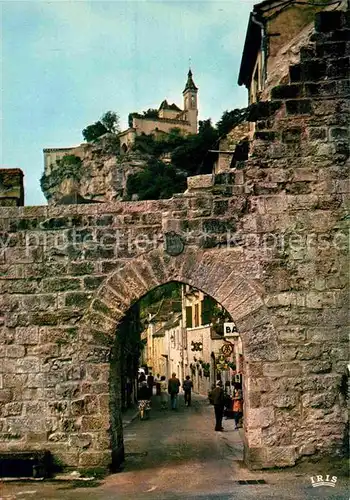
(191, 341, 203, 352)
(220, 343, 234, 357)
(216, 354, 227, 372)
(223, 322, 239, 337)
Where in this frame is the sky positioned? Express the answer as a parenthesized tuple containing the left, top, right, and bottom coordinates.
(1, 0, 256, 206)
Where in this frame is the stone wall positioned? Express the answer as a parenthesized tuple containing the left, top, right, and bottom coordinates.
(0, 9, 349, 471)
(0, 169, 24, 207)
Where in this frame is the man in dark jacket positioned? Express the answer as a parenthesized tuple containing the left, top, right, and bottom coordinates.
(209, 380, 225, 431)
(168, 372, 181, 410)
(147, 372, 154, 395)
(183, 375, 193, 407)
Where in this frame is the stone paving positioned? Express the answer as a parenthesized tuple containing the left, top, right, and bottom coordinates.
(0, 393, 348, 499)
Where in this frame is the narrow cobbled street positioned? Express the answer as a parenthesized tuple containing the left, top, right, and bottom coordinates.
(1, 393, 348, 500)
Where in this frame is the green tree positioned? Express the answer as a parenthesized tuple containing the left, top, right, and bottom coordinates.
(128, 108, 159, 127)
(126, 159, 186, 201)
(171, 119, 218, 175)
(82, 110, 120, 142)
(101, 110, 120, 133)
(82, 121, 108, 142)
(216, 108, 248, 138)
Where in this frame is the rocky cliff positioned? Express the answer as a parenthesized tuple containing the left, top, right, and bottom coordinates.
(41, 135, 149, 204)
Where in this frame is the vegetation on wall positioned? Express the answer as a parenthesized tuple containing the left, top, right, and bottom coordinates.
(139, 282, 182, 323)
(216, 108, 248, 138)
(171, 119, 219, 176)
(82, 111, 120, 142)
(128, 108, 159, 128)
(126, 108, 249, 201)
(126, 158, 187, 201)
(40, 154, 83, 201)
(41, 106, 249, 202)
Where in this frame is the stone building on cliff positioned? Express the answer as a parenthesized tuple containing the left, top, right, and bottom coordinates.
(41, 69, 198, 204)
(43, 70, 198, 175)
(118, 69, 198, 153)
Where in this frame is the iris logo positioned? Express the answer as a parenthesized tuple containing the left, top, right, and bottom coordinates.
(310, 475, 337, 487)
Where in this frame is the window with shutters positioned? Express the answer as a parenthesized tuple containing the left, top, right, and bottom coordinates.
(194, 304, 200, 327)
(201, 296, 216, 325)
(186, 306, 193, 328)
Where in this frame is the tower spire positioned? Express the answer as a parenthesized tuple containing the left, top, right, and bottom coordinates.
(183, 67, 198, 94)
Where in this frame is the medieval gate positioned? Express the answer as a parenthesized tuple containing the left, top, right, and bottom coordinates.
(0, 9, 349, 470)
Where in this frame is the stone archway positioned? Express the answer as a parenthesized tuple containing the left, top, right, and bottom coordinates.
(80, 246, 279, 470)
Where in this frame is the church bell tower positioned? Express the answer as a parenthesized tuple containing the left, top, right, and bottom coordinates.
(183, 69, 198, 134)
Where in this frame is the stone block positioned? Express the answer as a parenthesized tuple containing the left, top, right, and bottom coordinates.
(246, 407, 274, 429)
(6, 345, 25, 358)
(327, 57, 350, 79)
(265, 446, 297, 467)
(51, 451, 79, 467)
(315, 11, 344, 33)
(26, 431, 49, 442)
(244, 446, 266, 469)
(301, 61, 327, 81)
(246, 429, 262, 447)
(309, 127, 327, 140)
(313, 99, 338, 116)
(272, 393, 299, 409)
(78, 451, 111, 467)
(303, 360, 332, 374)
(70, 261, 96, 276)
(65, 292, 93, 308)
(83, 276, 105, 290)
(301, 374, 341, 393)
(286, 99, 312, 115)
(56, 382, 80, 399)
(271, 84, 303, 100)
(69, 433, 93, 450)
(302, 392, 336, 409)
(289, 64, 301, 82)
(277, 327, 306, 343)
(306, 291, 336, 309)
(32, 343, 60, 358)
(287, 194, 318, 210)
(48, 432, 68, 442)
(278, 346, 297, 361)
(187, 175, 213, 190)
(16, 357, 40, 373)
(15, 326, 39, 344)
(0, 389, 13, 403)
(263, 362, 302, 378)
(81, 416, 110, 432)
(296, 343, 322, 360)
(264, 195, 287, 214)
(299, 443, 317, 456)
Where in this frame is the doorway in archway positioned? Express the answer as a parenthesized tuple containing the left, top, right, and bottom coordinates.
(110, 280, 245, 470)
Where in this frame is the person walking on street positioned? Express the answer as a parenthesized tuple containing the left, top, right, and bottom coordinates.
(159, 375, 168, 410)
(155, 373, 161, 396)
(168, 372, 181, 410)
(183, 375, 193, 407)
(147, 372, 154, 396)
(209, 380, 225, 431)
(232, 382, 243, 430)
(137, 373, 151, 419)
